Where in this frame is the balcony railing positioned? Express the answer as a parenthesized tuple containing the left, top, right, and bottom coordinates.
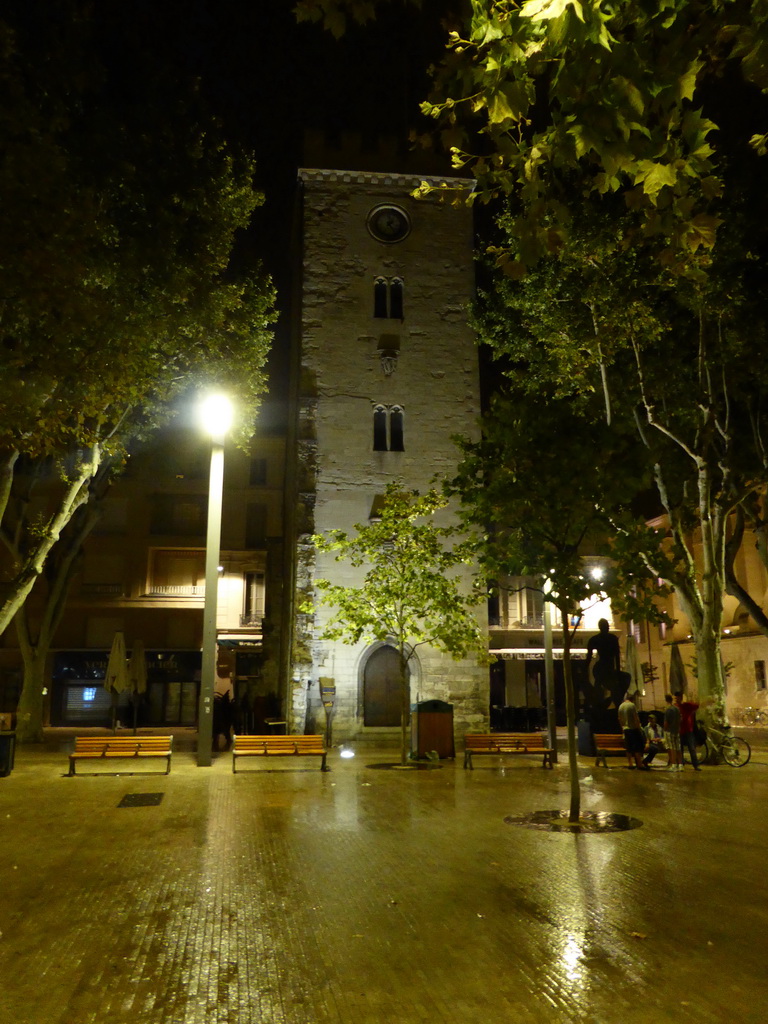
(490, 615, 545, 630)
(147, 585, 205, 597)
(240, 612, 264, 627)
(80, 583, 127, 597)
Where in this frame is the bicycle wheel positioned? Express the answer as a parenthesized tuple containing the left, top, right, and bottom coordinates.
(694, 739, 709, 766)
(722, 736, 751, 767)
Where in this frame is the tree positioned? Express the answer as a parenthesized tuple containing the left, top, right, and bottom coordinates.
(447, 393, 666, 821)
(10, 456, 118, 742)
(473, 185, 768, 723)
(419, 1, 768, 271)
(0, 2, 276, 646)
(312, 484, 487, 765)
(300, 3, 768, 712)
(413, 1, 768, 728)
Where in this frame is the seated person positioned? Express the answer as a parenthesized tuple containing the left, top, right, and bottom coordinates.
(642, 712, 665, 767)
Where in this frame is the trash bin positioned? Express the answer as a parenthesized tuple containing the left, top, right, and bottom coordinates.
(0, 731, 16, 777)
(577, 719, 595, 756)
(411, 700, 455, 759)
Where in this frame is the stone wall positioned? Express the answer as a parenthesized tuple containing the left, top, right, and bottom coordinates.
(291, 169, 489, 740)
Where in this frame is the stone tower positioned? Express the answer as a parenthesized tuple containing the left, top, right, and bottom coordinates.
(288, 168, 488, 743)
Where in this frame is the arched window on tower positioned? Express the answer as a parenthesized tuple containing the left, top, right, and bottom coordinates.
(372, 405, 404, 452)
(389, 406, 404, 451)
(373, 276, 405, 319)
(373, 278, 389, 319)
(373, 406, 388, 451)
(389, 278, 404, 319)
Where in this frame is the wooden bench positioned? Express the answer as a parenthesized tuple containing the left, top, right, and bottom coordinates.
(68, 736, 173, 776)
(594, 733, 627, 768)
(463, 733, 554, 770)
(232, 734, 329, 772)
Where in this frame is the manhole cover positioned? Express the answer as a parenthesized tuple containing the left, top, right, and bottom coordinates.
(118, 793, 164, 807)
(504, 809, 642, 833)
(366, 762, 444, 771)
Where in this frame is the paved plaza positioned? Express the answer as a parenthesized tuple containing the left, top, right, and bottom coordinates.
(1, 730, 767, 1024)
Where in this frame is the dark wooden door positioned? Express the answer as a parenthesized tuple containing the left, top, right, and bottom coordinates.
(363, 646, 405, 726)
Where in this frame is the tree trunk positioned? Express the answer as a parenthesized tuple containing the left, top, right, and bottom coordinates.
(726, 503, 768, 637)
(0, 447, 100, 637)
(561, 608, 581, 823)
(399, 643, 409, 766)
(674, 580, 726, 714)
(14, 649, 48, 743)
(12, 473, 111, 742)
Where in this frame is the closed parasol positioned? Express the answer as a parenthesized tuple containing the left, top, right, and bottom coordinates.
(624, 636, 644, 698)
(128, 640, 148, 734)
(105, 630, 129, 732)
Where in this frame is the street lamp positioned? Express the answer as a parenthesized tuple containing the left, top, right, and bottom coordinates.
(542, 575, 558, 763)
(197, 393, 233, 767)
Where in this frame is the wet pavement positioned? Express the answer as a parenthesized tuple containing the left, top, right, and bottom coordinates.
(1, 730, 768, 1024)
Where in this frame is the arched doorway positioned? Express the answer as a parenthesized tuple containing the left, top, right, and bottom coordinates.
(363, 645, 407, 726)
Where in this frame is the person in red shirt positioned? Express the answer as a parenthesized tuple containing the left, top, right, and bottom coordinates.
(674, 691, 702, 771)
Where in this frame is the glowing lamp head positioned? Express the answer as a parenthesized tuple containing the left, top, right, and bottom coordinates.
(199, 393, 234, 438)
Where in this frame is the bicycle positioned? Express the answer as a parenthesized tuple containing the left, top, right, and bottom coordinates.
(738, 706, 768, 726)
(692, 724, 751, 767)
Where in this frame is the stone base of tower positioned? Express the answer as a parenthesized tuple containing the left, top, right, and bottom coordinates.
(290, 640, 489, 749)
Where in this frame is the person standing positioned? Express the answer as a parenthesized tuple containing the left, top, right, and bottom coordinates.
(675, 690, 701, 771)
(585, 618, 622, 710)
(663, 693, 682, 770)
(642, 713, 665, 767)
(618, 691, 649, 770)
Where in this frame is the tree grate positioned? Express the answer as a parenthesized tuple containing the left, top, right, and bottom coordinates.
(504, 809, 642, 833)
(118, 793, 164, 807)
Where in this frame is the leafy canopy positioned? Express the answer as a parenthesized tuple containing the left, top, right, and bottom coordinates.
(446, 391, 667, 625)
(313, 483, 486, 661)
(419, 0, 768, 272)
(0, 3, 276, 458)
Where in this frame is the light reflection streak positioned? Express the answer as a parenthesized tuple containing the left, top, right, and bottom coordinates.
(559, 932, 587, 988)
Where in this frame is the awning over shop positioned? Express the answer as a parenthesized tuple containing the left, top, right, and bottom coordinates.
(216, 634, 262, 649)
(491, 647, 589, 659)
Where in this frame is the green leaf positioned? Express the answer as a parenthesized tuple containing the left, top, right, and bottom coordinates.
(520, 0, 584, 23)
(634, 160, 678, 199)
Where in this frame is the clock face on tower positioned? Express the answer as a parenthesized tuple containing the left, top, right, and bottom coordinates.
(367, 204, 411, 244)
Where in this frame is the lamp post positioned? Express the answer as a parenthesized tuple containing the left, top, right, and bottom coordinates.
(197, 393, 233, 767)
(542, 576, 558, 763)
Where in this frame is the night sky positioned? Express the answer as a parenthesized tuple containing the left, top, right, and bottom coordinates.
(5, 0, 464, 422)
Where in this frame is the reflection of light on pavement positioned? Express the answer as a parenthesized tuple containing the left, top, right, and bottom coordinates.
(559, 933, 586, 988)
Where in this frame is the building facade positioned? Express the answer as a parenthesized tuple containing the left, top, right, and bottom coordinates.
(286, 168, 489, 743)
(0, 421, 286, 733)
(642, 514, 768, 720)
